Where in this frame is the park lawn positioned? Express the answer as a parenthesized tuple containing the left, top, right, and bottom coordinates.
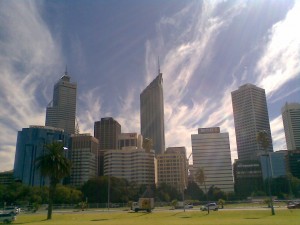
(13, 210, 300, 225)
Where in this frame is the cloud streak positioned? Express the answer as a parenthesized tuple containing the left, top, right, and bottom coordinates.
(0, 1, 63, 171)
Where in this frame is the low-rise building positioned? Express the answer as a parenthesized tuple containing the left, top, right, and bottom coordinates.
(157, 147, 188, 192)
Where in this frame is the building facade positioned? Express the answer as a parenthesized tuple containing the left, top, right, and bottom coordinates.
(233, 159, 264, 197)
(191, 127, 234, 193)
(103, 148, 155, 185)
(286, 150, 300, 179)
(94, 117, 121, 176)
(0, 170, 14, 185)
(140, 73, 165, 155)
(259, 151, 287, 180)
(157, 147, 188, 192)
(231, 83, 273, 160)
(70, 134, 98, 186)
(282, 102, 300, 150)
(45, 72, 77, 135)
(118, 133, 143, 150)
(13, 126, 70, 186)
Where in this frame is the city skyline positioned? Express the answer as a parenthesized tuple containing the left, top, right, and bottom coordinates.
(1, 1, 300, 171)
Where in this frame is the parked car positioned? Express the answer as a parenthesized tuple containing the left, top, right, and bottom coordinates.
(2, 206, 20, 215)
(0, 213, 16, 223)
(287, 202, 300, 209)
(200, 202, 218, 211)
(185, 204, 193, 209)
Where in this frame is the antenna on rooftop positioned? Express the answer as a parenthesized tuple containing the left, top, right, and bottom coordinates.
(158, 56, 161, 75)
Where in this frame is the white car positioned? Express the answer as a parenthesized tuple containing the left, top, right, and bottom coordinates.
(0, 213, 16, 223)
(200, 202, 218, 211)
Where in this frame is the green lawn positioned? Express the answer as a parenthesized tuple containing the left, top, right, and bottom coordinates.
(13, 210, 300, 225)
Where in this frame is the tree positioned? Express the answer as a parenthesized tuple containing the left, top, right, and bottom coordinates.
(256, 130, 275, 215)
(195, 168, 210, 214)
(185, 181, 204, 200)
(35, 142, 72, 220)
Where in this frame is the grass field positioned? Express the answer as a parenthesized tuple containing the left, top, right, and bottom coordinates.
(12, 209, 300, 225)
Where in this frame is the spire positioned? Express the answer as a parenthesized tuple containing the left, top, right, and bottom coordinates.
(158, 56, 161, 75)
(65, 65, 68, 75)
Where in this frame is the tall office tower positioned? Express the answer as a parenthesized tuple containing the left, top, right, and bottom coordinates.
(94, 117, 121, 176)
(103, 147, 155, 185)
(191, 127, 234, 193)
(13, 126, 70, 186)
(140, 72, 165, 155)
(281, 102, 300, 150)
(70, 134, 98, 187)
(157, 147, 188, 192)
(45, 71, 77, 134)
(231, 83, 273, 160)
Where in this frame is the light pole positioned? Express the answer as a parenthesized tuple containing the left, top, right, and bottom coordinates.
(257, 130, 275, 215)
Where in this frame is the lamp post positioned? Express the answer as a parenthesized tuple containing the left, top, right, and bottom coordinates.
(257, 130, 275, 215)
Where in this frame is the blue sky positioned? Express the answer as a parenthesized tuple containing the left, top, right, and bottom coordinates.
(0, 0, 299, 172)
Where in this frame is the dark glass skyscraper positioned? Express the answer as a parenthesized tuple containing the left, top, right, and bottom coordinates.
(45, 72, 77, 134)
(140, 73, 165, 155)
(94, 117, 121, 176)
(231, 83, 273, 160)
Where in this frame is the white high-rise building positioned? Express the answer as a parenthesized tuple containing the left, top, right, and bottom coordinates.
(103, 147, 155, 185)
(46, 71, 77, 134)
(231, 83, 273, 160)
(282, 102, 300, 150)
(140, 72, 165, 155)
(191, 127, 234, 193)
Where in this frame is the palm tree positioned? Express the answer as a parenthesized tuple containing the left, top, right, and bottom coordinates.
(195, 168, 210, 214)
(256, 130, 275, 215)
(35, 141, 72, 220)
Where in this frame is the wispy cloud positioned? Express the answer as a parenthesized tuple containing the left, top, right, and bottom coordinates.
(270, 115, 286, 150)
(146, 1, 246, 161)
(0, 1, 63, 171)
(256, 1, 300, 97)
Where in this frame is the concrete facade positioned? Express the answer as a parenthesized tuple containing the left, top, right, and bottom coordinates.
(70, 134, 98, 186)
(117, 133, 143, 150)
(282, 102, 300, 150)
(140, 73, 165, 155)
(157, 147, 188, 192)
(103, 147, 155, 185)
(191, 127, 234, 193)
(231, 83, 273, 160)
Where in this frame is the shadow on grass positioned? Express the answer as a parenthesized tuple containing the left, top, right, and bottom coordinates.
(127, 211, 152, 217)
(90, 219, 109, 221)
(244, 215, 271, 220)
(14, 219, 48, 224)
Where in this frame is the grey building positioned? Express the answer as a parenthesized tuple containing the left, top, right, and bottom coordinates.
(13, 126, 70, 186)
(231, 83, 273, 160)
(191, 127, 234, 193)
(94, 117, 121, 176)
(45, 71, 77, 134)
(140, 73, 165, 155)
(282, 102, 300, 150)
(70, 134, 98, 186)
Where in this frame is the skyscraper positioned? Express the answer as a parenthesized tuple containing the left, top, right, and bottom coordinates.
(191, 127, 234, 193)
(281, 102, 300, 150)
(45, 71, 77, 134)
(140, 72, 165, 155)
(94, 117, 121, 176)
(231, 83, 273, 160)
